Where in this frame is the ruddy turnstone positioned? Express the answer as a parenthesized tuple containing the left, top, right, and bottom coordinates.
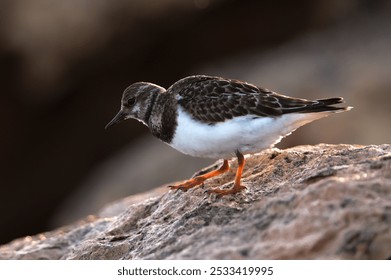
(106, 75, 351, 195)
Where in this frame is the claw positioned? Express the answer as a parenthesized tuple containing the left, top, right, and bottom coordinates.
(168, 185, 183, 192)
(168, 177, 205, 192)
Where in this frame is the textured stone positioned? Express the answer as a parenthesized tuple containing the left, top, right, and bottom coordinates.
(0, 144, 390, 259)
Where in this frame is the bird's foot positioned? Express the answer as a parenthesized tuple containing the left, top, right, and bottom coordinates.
(169, 159, 230, 193)
(206, 184, 246, 196)
(168, 177, 206, 192)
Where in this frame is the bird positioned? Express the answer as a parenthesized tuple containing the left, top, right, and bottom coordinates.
(105, 75, 351, 195)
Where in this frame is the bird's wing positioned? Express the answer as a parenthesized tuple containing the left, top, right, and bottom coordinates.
(170, 75, 318, 124)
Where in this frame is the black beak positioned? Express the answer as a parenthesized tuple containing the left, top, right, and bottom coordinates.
(105, 110, 127, 130)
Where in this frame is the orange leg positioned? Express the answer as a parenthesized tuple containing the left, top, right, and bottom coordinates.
(207, 151, 246, 195)
(169, 160, 230, 191)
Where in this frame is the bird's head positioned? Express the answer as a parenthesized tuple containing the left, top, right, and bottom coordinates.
(105, 82, 166, 129)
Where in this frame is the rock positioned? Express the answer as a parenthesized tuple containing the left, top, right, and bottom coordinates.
(0, 144, 390, 259)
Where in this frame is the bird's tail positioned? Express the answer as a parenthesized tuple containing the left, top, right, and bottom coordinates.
(310, 97, 352, 113)
(282, 97, 352, 114)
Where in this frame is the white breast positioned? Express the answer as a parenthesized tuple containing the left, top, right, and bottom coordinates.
(169, 107, 330, 159)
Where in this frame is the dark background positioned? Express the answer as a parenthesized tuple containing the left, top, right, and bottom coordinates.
(1, 0, 390, 245)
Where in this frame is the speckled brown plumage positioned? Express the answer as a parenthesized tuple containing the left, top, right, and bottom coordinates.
(170, 75, 346, 124)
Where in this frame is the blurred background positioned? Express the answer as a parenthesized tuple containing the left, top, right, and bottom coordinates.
(0, 0, 390, 245)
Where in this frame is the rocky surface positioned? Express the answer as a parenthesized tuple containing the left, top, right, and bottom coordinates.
(0, 144, 390, 259)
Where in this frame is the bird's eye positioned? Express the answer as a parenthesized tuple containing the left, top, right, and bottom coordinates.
(127, 97, 136, 106)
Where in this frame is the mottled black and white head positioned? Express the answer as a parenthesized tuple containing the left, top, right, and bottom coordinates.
(105, 82, 166, 129)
